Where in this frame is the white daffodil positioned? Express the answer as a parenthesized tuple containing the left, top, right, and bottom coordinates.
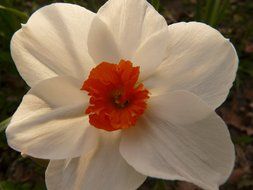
(6, 0, 238, 190)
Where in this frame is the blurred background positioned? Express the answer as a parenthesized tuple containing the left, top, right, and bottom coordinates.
(0, 0, 252, 189)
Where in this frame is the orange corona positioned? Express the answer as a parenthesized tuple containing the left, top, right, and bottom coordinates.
(81, 60, 149, 131)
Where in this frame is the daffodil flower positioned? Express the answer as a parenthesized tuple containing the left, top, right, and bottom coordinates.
(6, 0, 238, 190)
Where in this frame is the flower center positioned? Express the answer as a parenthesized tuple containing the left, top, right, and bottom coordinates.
(81, 60, 149, 131)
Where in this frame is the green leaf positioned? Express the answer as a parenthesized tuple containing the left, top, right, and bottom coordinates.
(238, 60, 253, 77)
(0, 181, 35, 190)
(238, 178, 253, 189)
(63, 0, 77, 3)
(234, 135, 253, 145)
(0, 51, 12, 63)
(209, 0, 221, 27)
(217, 0, 229, 20)
(205, 0, 214, 22)
(87, 0, 100, 12)
(195, 0, 202, 21)
(153, 179, 166, 190)
(0, 181, 16, 190)
(0, 117, 11, 132)
(30, 156, 49, 168)
(151, 0, 160, 11)
(0, 5, 28, 20)
(33, 183, 47, 190)
(196, 0, 230, 27)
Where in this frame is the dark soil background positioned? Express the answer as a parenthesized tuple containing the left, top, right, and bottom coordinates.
(0, 0, 252, 189)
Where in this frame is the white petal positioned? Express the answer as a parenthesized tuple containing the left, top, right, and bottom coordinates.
(87, 16, 121, 64)
(6, 76, 98, 159)
(46, 131, 146, 190)
(144, 22, 238, 109)
(30, 76, 88, 107)
(120, 91, 235, 190)
(96, 0, 168, 77)
(11, 3, 95, 87)
(133, 29, 168, 80)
